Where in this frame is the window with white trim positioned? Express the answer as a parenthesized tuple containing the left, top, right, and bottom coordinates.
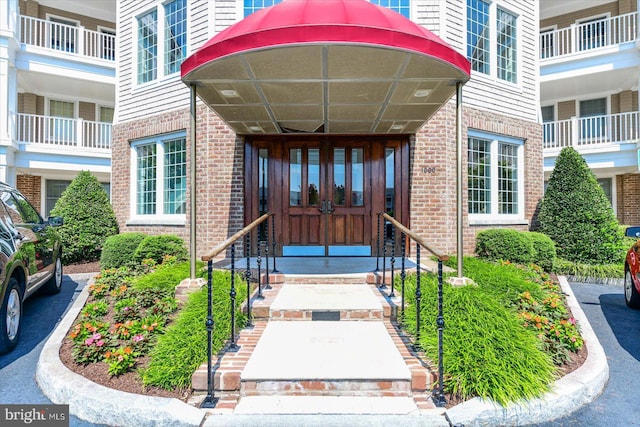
(468, 131, 524, 222)
(136, 0, 187, 84)
(466, 0, 519, 83)
(131, 132, 186, 220)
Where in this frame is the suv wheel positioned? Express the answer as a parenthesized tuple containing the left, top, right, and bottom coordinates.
(41, 255, 63, 295)
(625, 266, 640, 309)
(0, 278, 22, 353)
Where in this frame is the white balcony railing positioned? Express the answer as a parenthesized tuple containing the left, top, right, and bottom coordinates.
(16, 113, 112, 150)
(543, 111, 640, 150)
(540, 12, 638, 60)
(20, 15, 115, 61)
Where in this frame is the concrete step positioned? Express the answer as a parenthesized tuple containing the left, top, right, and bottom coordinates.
(265, 284, 383, 321)
(232, 395, 421, 414)
(240, 321, 412, 397)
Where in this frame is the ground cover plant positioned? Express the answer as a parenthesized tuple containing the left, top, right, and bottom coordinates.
(401, 256, 583, 406)
(65, 252, 248, 393)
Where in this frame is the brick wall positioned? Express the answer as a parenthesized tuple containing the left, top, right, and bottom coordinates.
(410, 102, 543, 255)
(16, 174, 42, 211)
(617, 174, 640, 226)
(111, 104, 244, 260)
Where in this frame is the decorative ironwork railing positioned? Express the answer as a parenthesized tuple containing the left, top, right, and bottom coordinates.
(375, 212, 449, 407)
(20, 15, 115, 61)
(540, 12, 638, 60)
(199, 213, 276, 408)
(16, 113, 112, 150)
(543, 111, 640, 150)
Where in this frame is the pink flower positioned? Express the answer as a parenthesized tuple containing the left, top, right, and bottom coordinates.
(96, 340, 105, 347)
(84, 338, 93, 345)
(92, 333, 102, 340)
(568, 317, 576, 325)
(133, 334, 144, 343)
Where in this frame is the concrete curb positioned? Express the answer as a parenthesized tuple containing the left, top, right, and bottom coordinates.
(36, 276, 206, 427)
(445, 276, 609, 426)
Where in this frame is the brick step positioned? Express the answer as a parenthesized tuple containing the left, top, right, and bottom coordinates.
(241, 378, 411, 397)
(266, 307, 383, 321)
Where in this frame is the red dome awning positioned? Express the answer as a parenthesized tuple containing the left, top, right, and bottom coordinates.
(182, 0, 470, 135)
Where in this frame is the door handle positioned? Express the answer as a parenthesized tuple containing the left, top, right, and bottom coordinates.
(327, 200, 335, 213)
(318, 200, 327, 213)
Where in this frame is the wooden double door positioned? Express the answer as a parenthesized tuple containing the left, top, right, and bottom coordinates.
(245, 136, 408, 256)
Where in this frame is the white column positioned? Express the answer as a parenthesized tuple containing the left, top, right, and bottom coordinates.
(0, 0, 19, 187)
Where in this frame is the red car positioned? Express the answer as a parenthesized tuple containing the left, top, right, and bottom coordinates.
(624, 226, 640, 308)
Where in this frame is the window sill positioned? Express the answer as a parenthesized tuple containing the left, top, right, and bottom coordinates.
(126, 216, 186, 226)
(469, 217, 528, 226)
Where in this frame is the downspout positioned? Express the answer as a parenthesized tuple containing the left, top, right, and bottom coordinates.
(456, 81, 463, 278)
(190, 84, 197, 280)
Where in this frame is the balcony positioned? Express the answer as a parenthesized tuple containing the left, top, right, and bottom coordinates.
(541, 12, 638, 60)
(543, 111, 639, 151)
(20, 15, 115, 62)
(16, 113, 112, 152)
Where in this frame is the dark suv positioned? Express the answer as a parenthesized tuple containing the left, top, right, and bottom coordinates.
(0, 182, 63, 353)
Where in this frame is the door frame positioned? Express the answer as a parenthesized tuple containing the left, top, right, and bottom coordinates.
(244, 135, 410, 256)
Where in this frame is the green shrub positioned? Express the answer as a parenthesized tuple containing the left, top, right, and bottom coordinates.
(142, 271, 247, 390)
(403, 273, 555, 406)
(133, 235, 188, 265)
(526, 232, 556, 271)
(131, 261, 204, 291)
(475, 229, 534, 265)
(100, 232, 147, 270)
(538, 147, 623, 264)
(50, 171, 119, 264)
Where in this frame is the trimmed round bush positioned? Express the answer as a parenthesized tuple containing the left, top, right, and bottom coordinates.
(100, 232, 147, 270)
(133, 235, 188, 264)
(50, 171, 119, 264)
(538, 147, 623, 264)
(475, 229, 534, 264)
(526, 232, 556, 271)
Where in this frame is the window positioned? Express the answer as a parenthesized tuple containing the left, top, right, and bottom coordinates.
(496, 8, 517, 83)
(540, 28, 555, 59)
(580, 98, 607, 140)
(165, 0, 187, 75)
(131, 133, 187, 219)
(137, 10, 157, 84)
(3, 191, 42, 225)
(579, 16, 607, 51)
(98, 106, 114, 148)
(466, 1, 518, 83)
(468, 131, 524, 221)
(467, 0, 490, 74)
(49, 99, 75, 143)
(137, 0, 187, 84)
(541, 105, 555, 145)
(100, 28, 116, 60)
(48, 16, 77, 53)
(243, 0, 409, 18)
(597, 178, 613, 206)
(46, 180, 111, 217)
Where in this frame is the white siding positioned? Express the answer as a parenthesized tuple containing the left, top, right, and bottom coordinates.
(444, 0, 539, 123)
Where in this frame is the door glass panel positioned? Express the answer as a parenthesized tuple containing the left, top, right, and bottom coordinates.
(308, 149, 320, 206)
(352, 148, 364, 206)
(385, 148, 395, 215)
(259, 149, 268, 214)
(333, 148, 346, 206)
(289, 148, 302, 206)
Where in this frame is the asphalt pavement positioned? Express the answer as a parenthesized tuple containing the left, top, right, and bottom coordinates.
(534, 281, 640, 426)
(0, 274, 103, 427)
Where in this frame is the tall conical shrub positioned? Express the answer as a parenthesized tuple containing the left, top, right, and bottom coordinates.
(538, 147, 622, 264)
(50, 171, 119, 264)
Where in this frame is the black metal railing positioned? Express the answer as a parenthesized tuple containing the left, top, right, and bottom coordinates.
(376, 212, 449, 407)
(200, 213, 275, 408)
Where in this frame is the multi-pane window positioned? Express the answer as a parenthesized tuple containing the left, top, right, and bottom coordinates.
(49, 99, 75, 143)
(580, 98, 607, 140)
(541, 105, 555, 145)
(497, 8, 517, 83)
(466, 1, 518, 83)
(579, 16, 607, 51)
(137, 0, 186, 84)
(468, 132, 523, 218)
(244, 0, 409, 18)
(137, 10, 157, 84)
(164, 0, 187, 75)
(133, 133, 186, 217)
(467, 0, 490, 74)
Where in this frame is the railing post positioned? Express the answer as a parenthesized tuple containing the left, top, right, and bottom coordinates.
(389, 224, 396, 298)
(571, 116, 579, 147)
(400, 232, 406, 322)
(571, 23, 578, 54)
(228, 244, 239, 352)
(375, 213, 381, 272)
(433, 259, 447, 407)
(380, 218, 388, 289)
(200, 260, 218, 408)
(271, 214, 279, 273)
(414, 244, 422, 351)
(244, 234, 253, 329)
(256, 238, 264, 300)
(78, 25, 85, 57)
(264, 217, 272, 289)
(76, 118, 83, 147)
